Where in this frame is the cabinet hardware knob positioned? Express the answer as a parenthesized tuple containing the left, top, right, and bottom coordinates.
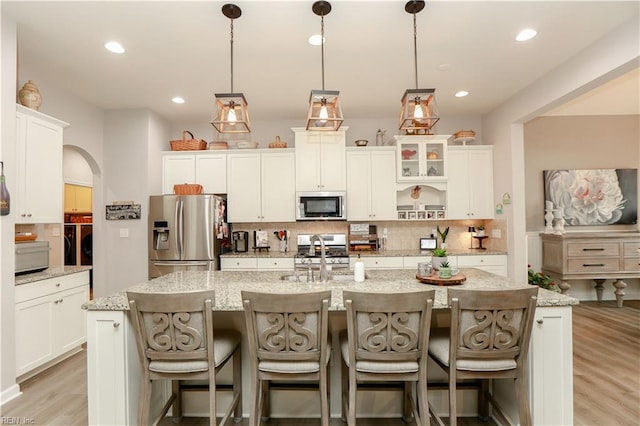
(537, 319, 544, 324)
(113, 322, 120, 328)
(56, 283, 61, 287)
(21, 213, 26, 217)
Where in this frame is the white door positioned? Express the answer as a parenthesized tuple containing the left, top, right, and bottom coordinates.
(227, 153, 261, 222)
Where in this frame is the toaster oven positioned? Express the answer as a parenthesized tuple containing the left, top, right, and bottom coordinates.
(15, 240, 50, 274)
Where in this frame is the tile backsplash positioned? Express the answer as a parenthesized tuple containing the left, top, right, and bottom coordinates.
(231, 219, 507, 253)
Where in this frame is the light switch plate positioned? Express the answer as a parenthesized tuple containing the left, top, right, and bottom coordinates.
(491, 229, 501, 238)
(120, 228, 129, 238)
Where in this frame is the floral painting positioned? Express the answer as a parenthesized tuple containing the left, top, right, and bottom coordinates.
(543, 169, 637, 226)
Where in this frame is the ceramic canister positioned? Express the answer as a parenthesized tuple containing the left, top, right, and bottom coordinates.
(18, 80, 42, 111)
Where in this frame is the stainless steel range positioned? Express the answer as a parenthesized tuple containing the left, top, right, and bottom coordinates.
(294, 233, 349, 269)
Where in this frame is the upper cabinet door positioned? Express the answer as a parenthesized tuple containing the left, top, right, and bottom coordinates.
(162, 154, 195, 195)
(446, 146, 494, 220)
(16, 106, 67, 224)
(195, 154, 227, 194)
(395, 135, 450, 183)
(293, 127, 347, 192)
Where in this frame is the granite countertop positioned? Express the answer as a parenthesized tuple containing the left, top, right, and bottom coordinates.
(15, 265, 93, 286)
(84, 268, 576, 312)
(220, 249, 506, 258)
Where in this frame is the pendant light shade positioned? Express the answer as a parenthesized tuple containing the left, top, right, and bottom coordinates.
(306, 1, 343, 131)
(212, 3, 250, 133)
(399, 1, 439, 133)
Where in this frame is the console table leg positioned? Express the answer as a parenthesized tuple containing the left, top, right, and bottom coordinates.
(593, 279, 606, 302)
(558, 280, 571, 295)
(612, 279, 627, 308)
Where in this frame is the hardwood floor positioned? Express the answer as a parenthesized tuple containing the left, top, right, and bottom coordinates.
(2, 301, 638, 425)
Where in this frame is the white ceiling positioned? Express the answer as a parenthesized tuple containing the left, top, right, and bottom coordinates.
(4, 1, 639, 124)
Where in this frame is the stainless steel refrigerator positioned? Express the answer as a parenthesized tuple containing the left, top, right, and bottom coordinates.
(148, 194, 228, 278)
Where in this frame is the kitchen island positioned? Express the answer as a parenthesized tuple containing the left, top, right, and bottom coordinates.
(84, 268, 576, 425)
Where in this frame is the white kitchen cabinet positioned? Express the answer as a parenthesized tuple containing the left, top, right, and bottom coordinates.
(351, 256, 403, 270)
(15, 105, 68, 223)
(162, 152, 227, 194)
(346, 147, 397, 221)
(456, 254, 507, 277)
(226, 150, 295, 222)
(220, 256, 294, 271)
(493, 305, 574, 425)
(292, 127, 347, 192)
(395, 135, 451, 183)
(446, 146, 494, 219)
(15, 270, 89, 379)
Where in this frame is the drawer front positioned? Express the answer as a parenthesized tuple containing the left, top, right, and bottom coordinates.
(16, 271, 90, 303)
(403, 256, 432, 269)
(623, 257, 640, 272)
(220, 257, 258, 270)
(567, 242, 619, 257)
(567, 258, 620, 273)
(355, 256, 403, 269)
(623, 242, 640, 257)
(457, 255, 506, 267)
(256, 257, 294, 270)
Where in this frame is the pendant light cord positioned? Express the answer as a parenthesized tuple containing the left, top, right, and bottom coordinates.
(321, 15, 325, 91)
(229, 18, 234, 93)
(413, 11, 418, 89)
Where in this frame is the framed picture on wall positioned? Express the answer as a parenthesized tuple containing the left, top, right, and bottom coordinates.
(543, 168, 638, 226)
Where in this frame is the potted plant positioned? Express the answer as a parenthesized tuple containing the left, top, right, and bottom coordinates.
(431, 247, 448, 271)
(476, 225, 485, 237)
(438, 261, 452, 278)
(437, 225, 450, 249)
(527, 265, 560, 293)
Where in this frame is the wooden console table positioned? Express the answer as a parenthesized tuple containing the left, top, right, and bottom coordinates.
(541, 232, 640, 307)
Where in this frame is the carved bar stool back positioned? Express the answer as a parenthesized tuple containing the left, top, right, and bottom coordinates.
(242, 290, 332, 426)
(340, 290, 435, 426)
(428, 287, 538, 426)
(127, 290, 242, 426)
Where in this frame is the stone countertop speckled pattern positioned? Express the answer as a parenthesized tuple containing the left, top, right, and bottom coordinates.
(220, 249, 506, 258)
(15, 265, 93, 285)
(83, 268, 576, 312)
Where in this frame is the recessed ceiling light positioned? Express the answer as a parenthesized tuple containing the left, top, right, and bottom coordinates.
(455, 91, 469, 98)
(308, 34, 324, 46)
(104, 41, 125, 54)
(516, 29, 537, 42)
(172, 97, 185, 104)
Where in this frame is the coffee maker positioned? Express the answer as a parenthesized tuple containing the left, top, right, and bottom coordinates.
(232, 231, 249, 252)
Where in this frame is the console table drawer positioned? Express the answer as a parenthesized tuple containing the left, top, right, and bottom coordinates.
(567, 242, 619, 257)
(567, 258, 620, 273)
(624, 258, 640, 272)
(624, 242, 640, 257)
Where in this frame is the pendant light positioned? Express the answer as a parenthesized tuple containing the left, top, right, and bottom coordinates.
(212, 3, 250, 133)
(399, 0, 439, 133)
(306, 1, 343, 131)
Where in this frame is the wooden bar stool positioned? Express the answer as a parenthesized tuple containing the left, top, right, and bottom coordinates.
(242, 290, 332, 426)
(127, 290, 242, 426)
(340, 289, 435, 426)
(428, 287, 538, 426)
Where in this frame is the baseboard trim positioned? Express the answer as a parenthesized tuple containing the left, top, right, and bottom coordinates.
(0, 383, 22, 407)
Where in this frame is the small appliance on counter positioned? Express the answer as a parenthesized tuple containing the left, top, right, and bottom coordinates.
(294, 234, 349, 269)
(232, 231, 249, 253)
(15, 240, 49, 274)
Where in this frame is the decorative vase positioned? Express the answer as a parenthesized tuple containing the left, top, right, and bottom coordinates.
(431, 256, 448, 271)
(18, 80, 42, 111)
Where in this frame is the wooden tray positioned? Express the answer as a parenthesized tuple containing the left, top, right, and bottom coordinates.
(15, 234, 37, 242)
(416, 273, 466, 286)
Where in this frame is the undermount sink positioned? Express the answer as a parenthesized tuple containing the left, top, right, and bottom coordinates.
(280, 273, 365, 283)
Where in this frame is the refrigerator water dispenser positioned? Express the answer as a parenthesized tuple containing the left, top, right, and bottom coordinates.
(153, 221, 170, 250)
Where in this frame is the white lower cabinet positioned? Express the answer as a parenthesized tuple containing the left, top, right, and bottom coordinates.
(220, 257, 294, 271)
(493, 306, 573, 425)
(455, 254, 507, 277)
(15, 271, 89, 378)
(351, 256, 404, 269)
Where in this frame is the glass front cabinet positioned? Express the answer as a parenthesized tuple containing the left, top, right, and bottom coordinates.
(395, 135, 451, 182)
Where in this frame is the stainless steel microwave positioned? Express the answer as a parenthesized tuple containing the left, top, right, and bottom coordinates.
(296, 192, 346, 221)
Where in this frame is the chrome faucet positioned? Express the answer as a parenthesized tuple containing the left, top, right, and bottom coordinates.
(309, 234, 329, 283)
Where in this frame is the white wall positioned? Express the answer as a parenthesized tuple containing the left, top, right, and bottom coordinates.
(0, 9, 20, 405)
(63, 146, 93, 185)
(482, 16, 640, 283)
